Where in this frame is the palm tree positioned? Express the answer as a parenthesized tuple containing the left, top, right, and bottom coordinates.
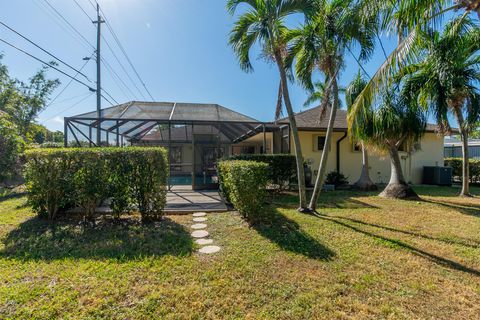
(287, 0, 376, 211)
(350, 1, 480, 126)
(346, 72, 377, 191)
(402, 17, 480, 196)
(348, 85, 427, 199)
(303, 80, 346, 109)
(227, 0, 312, 211)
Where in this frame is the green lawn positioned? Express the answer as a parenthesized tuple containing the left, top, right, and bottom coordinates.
(0, 186, 479, 319)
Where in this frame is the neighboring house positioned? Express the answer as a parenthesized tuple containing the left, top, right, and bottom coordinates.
(65, 102, 445, 189)
(444, 137, 480, 159)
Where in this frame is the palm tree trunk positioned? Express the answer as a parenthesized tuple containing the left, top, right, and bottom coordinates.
(308, 77, 339, 211)
(379, 146, 418, 199)
(274, 52, 307, 210)
(459, 130, 471, 196)
(353, 142, 377, 191)
(453, 108, 471, 196)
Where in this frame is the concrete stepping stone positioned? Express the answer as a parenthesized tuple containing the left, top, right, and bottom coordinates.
(191, 223, 207, 230)
(191, 230, 209, 238)
(198, 245, 221, 254)
(193, 212, 207, 217)
(195, 238, 213, 245)
(193, 217, 207, 222)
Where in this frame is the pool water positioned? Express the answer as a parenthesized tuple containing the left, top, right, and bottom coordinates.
(169, 175, 216, 186)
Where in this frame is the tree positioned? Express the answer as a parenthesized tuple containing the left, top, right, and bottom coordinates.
(287, 0, 376, 211)
(350, 1, 480, 128)
(402, 17, 480, 196)
(0, 112, 24, 181)
(227, 0, 312, 211)
(348, 85, 427, 199)
(346, 72, 377, 191)
(303, 80, 346, 109)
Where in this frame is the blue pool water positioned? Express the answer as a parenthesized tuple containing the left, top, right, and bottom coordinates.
(169, 175, 216, 186)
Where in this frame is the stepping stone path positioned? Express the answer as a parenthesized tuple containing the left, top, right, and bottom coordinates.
(190, 212, 221, 255)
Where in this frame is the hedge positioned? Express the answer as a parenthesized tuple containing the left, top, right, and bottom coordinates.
(444, 158, 480, 184)
(217, 160, 269, 220)
(24, 147, 169, 221)
(228, 154, 296, 190)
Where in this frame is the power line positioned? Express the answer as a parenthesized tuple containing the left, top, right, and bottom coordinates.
(97, 3, 155, 100)
(0, 20, 92, 82)
(72, 0, 93, 22)
(47, 53, 94, 108)
(41, 92, 94, 123)
(42, 0, 95, 50)
(33, 0, 93, 53)
(0, 37, 96, 91)
(102, 35, 146, 99)
(69, 0, 140, 101)
(101, 88, 119, 105)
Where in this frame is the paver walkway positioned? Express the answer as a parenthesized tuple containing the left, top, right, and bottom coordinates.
(190, 212, 221, 254)
(166, 186, 227, 213)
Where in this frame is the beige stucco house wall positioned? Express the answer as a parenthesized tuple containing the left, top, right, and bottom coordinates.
(235, 106, 445, 185)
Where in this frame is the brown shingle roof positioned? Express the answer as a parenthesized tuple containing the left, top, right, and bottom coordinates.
(279, 106, 438, 132)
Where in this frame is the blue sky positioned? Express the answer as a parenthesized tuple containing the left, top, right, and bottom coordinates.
(0, 0, 463, 132)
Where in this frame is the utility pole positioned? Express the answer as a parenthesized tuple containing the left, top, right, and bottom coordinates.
(93, 3, 104, 145)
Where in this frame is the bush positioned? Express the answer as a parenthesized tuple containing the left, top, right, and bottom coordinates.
(445, 158, 480, 184)
(24, 147, 169, 221)
(0, 116, 25, 181)
(229, 154, 296, 190)
(325, 171, 349, 187)
(218, 160, 268, 220)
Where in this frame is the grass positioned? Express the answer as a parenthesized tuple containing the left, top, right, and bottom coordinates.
(0, 185, 479, 319)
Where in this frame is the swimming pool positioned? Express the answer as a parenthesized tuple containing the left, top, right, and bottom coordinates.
(169, 174, 216, 186)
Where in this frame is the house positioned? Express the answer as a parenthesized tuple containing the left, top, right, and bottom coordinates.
(65, 101, 445, 189)
(444, 136, 480, 159)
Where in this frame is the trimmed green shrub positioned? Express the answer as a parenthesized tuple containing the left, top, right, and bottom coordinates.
(445, 158, 480, 183)
(24, 147, 169, 221)
(325, 171, 349, 187)
(24, 149, 75, 219)
(218, 160, 268, 219)
(229, 154, 296, 190)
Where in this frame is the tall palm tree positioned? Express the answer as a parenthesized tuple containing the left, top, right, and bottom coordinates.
(350, 0, 480, 124)
(402, 17, 480, 196)
(303, 80, 346, 109)
(227, 0, 312, 211)
(287, 0, 376, 211)
(348, 85, 427, 199)
(346, 72, 377, 191)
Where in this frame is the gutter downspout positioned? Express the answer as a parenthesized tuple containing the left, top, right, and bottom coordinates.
(336, 131, 348, 173)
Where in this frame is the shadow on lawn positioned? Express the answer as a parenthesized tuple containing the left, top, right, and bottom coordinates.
(422, 199, 480, 218)
(1, 216, 194, 261)
(331, 216, 480, 248)
(251, 207, 335, 261)
(316, 214, 480, 277)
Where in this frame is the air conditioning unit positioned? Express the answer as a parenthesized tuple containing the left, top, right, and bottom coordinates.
(423, 166, 452, 186)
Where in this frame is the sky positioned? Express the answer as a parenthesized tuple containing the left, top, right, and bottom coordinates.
(0, 0, 465, 132)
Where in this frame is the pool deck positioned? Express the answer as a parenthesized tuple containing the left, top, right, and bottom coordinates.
(165, 186, 228, 213)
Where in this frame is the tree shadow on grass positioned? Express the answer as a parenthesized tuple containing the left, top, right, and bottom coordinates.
(250, 207, 335, 261)
(422, 199, 480, 218)
(1, 215, 194, 261)
(330, 216, 480, 248)
(316, 214, 480, 277)
(271, 191, 378, 210)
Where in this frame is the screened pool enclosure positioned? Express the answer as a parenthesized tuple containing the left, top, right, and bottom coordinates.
(64, 101, 289, 190)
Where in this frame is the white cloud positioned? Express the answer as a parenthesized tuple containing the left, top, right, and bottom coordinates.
(52, 116, 64, 125)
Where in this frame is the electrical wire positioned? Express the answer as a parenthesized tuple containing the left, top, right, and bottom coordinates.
(0, 37, 96, 91)
(0, 20, 92, 82)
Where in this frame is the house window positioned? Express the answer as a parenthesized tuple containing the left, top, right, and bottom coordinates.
(315, 135, 327, 151)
